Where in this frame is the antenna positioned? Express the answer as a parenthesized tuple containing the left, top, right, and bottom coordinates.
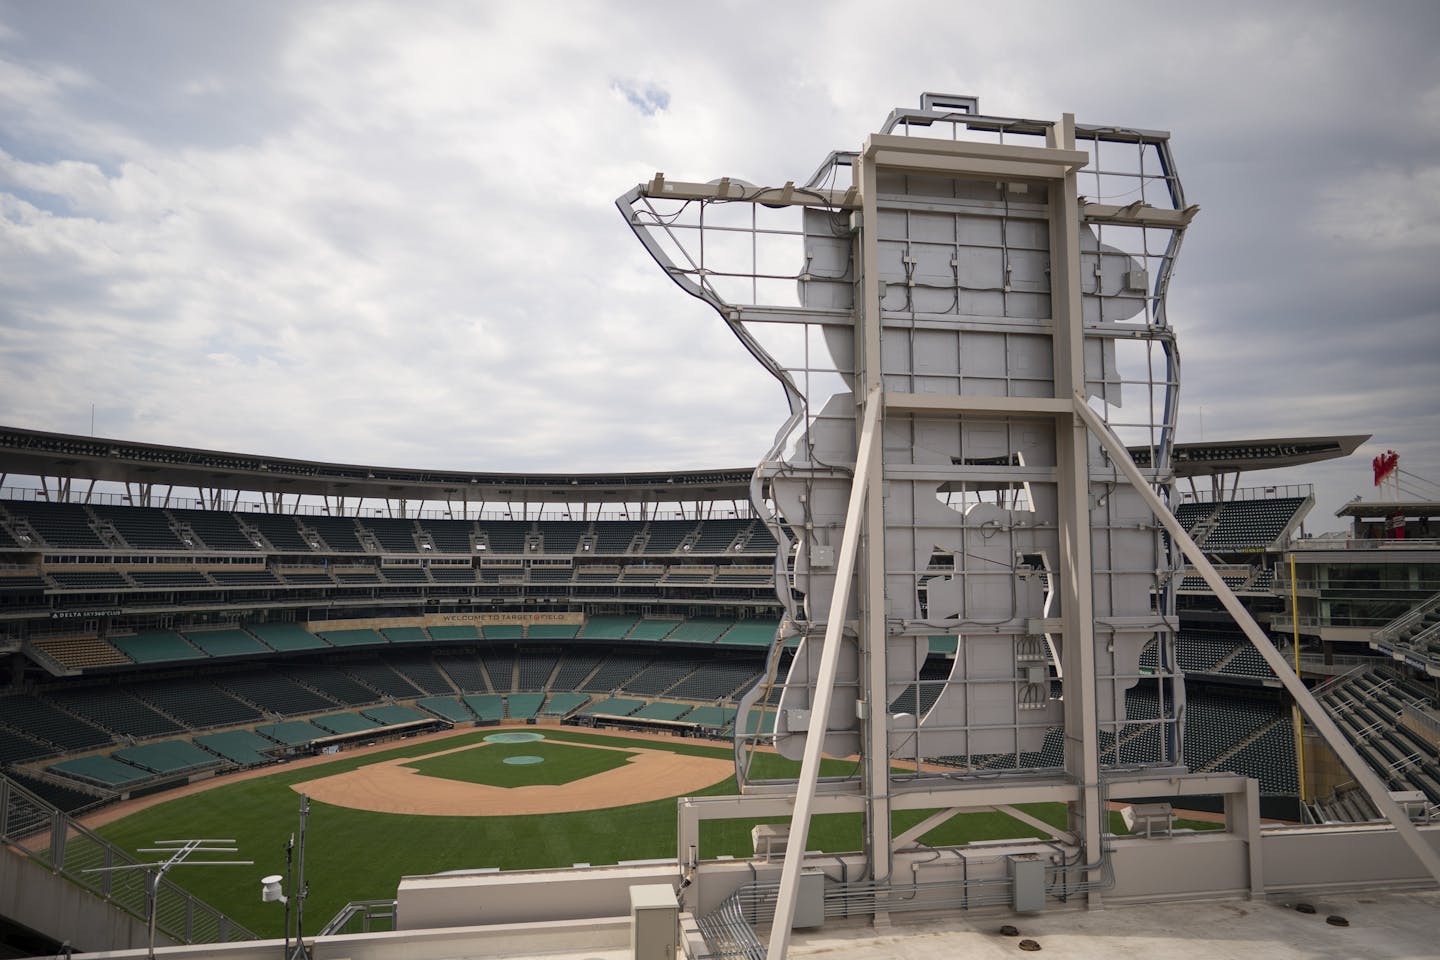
(84, 839, 252, 960)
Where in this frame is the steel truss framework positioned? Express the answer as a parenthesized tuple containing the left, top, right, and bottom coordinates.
(619, 95, 1440, 957)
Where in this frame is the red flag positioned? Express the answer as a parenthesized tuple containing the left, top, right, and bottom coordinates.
(1373, 450, 1399, 486)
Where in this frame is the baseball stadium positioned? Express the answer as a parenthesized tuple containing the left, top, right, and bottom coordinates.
(2, 95, 1439, 960)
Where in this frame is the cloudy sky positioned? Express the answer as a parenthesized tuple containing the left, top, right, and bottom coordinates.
(1, 0, 1436, 525)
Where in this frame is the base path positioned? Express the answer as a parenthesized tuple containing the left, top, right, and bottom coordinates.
(293, 736, 733, 817)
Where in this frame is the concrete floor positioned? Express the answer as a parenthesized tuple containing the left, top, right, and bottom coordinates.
(784, 889, 1440, 960)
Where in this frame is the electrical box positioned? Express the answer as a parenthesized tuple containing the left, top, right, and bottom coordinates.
(1125, 268, 1149, 292)
(810, 544, 835, 568)
(1008, 854, 1045, 913)
(630, 884, 678, 960)
(794, 870, 825, 929)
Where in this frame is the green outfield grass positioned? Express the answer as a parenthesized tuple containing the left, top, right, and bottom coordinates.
(94, 728, 1212, 937)
(406, 739, 635, 787)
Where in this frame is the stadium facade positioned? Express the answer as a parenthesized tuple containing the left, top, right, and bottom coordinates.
(2, 95, 1439, 959)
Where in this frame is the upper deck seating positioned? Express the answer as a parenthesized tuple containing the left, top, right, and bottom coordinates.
(247, 514, 312, 552)
(643, 520, 698, 554)
(537, 521, 588, 554)
(170, 508, 258, 551)
(306, 517, 368, 553)
(692, 519, 750, 554)
(477, 521, 529, 554)
(424, 519, 478, 553)
(278, 569, 334, 585)
(89, 504, 187, 550)
(7, 500, 104, 548)
(593, 521, 643, 554)
(361, 518, 421, 553)
(1203, 497, 1306, 551)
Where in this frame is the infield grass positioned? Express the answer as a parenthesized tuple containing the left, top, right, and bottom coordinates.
(406, 740, 635, 787)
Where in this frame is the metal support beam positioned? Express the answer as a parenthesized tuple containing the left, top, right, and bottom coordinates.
(767, 388, 882, 960)
(857, 144, 892, 891)
(1047, 113, 1104, 900)
(1074, 396, 1440, 886)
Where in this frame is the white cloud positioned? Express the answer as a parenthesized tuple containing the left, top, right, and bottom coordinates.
(0, 0, 1436, 527)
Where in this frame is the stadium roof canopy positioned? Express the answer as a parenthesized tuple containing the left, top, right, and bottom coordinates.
(0, 425, 752, 504)
(1130, 434, 1368, 477)
(1337, 499, 1440, 518)
(0, 425, 1367, 502)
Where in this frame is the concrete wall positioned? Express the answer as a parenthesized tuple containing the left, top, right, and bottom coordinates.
(396, 862, 679, 930)
(75, 918, 631, 960)
(1263, 824, 1440, 892)
(0, 845, 163, 952)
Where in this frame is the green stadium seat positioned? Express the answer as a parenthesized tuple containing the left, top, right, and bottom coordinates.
(184, 629, 270, 658)
(507, 692, 547, 719)
(417, 696, 474, 723)
(312, 712, 383, 735)
(111, 630, 206, 664)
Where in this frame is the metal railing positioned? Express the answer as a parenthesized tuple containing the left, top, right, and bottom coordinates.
(1182, 483, 1313, 504)
(0, 773, 256, 944)
(318, 899, 397, 936)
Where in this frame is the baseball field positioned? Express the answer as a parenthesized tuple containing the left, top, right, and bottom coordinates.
(90, 725, 1191, 936)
